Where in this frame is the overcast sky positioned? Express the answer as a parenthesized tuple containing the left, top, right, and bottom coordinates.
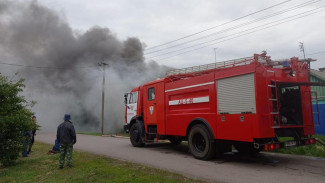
(27, 0, 325, 69)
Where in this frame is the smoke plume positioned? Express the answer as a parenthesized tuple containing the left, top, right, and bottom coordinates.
(0, 0, 170, 133)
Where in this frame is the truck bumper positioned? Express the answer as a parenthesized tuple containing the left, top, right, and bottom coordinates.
(263, 138, 316, 151)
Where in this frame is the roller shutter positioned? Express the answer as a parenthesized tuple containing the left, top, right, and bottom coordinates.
(217, 73, 256, 114)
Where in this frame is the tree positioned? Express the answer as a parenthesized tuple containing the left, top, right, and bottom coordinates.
(0, 73, 37, 166)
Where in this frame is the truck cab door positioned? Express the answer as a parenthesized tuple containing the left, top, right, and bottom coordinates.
(144, 82, 165, 134)
(145, 85, 158, 125)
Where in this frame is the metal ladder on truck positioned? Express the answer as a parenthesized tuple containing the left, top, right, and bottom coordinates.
(266, 69, 281, 128)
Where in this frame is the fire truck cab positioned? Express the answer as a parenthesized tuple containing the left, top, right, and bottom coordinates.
(124, 53, 322, 160)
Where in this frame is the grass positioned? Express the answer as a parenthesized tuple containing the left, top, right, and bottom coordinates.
(78, 132, 130, 137)
(78, 132, 102, 136)
(0, 142, 205, 183)
(274, 135, 325, 158)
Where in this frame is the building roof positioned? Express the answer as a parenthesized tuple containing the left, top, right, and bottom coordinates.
(310, 69, 325, 81)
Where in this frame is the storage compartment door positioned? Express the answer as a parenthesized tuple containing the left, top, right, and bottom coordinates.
(217, 73, 256, 114)
(216, 73, 256, 142)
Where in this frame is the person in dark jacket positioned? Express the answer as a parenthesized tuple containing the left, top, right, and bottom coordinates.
(22, 130, 32, 157)
(28, 116, 37, 153)
(56, 114, 76, 169)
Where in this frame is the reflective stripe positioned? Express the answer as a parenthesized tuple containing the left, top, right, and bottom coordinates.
(169, 96, 210, 106)
(165, 82, 214, 93)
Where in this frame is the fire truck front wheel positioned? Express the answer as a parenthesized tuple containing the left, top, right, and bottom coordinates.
(130, 122, 145, 147)
(188, 124, 215, 160)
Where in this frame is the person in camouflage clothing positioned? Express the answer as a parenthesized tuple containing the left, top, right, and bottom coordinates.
(56, 114, 76, 169)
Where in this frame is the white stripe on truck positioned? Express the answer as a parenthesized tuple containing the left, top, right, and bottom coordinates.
(169, 96, 210, 106)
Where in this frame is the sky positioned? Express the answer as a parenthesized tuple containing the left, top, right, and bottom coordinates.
(41, 0, 325, 69)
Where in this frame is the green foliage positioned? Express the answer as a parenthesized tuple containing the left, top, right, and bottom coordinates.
(0, 74, 38, 166)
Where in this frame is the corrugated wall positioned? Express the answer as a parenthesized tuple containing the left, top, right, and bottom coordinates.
(311, 75, 325, 100)
(310, 74, 325, 135)
(313, 104, 325, 135)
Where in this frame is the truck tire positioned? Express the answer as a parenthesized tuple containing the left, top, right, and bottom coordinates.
(169, 136, 182, 145)
(234, 143, 261, 155)
(188, 124, 215, 160)
(130, 121, 145, 147)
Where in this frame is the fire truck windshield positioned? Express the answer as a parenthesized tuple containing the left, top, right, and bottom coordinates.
(125, 92, 138, 104)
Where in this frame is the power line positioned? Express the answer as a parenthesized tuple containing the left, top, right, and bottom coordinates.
(155, 8, 325, 61)
(0, 62, 98, 70)
(145, 0, 320, 55)
(147, 7, 324, 60)
(149, 7, 325, 62)
(145, 0, 292, 51)
(305, 51, 325, 56)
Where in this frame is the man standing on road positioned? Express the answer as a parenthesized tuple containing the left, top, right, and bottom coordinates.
(56, 114, 76, 169)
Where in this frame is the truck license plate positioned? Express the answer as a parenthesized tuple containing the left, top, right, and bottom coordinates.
(284, 141, 297, 147)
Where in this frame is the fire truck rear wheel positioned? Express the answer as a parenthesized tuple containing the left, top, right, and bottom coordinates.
(188, 124, 215, 160)
(130, 122, 145, 147)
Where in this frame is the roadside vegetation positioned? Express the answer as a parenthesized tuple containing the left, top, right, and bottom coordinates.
(0, 142, 205, 183)
(274, 135, 325, 158)
(0, 74, 38, 166)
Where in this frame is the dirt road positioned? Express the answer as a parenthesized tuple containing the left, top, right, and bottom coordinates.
(37, 133, 325, 183)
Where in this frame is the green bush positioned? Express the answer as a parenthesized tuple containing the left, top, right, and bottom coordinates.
(0, 74, 37, 166)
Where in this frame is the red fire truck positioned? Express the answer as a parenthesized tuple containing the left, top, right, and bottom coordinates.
(124, 52, 322, 160)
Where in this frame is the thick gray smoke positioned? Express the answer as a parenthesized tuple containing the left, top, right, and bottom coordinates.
(0, 0, 170, 133)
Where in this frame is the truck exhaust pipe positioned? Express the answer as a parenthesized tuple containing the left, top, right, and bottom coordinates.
(253, 143, 260, 149)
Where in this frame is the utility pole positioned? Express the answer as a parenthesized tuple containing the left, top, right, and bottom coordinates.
(299, 42, 310, 81)
(99, 62, 108, 135)
(213, 48, 218, 67)
(299, 42, 306, 59)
